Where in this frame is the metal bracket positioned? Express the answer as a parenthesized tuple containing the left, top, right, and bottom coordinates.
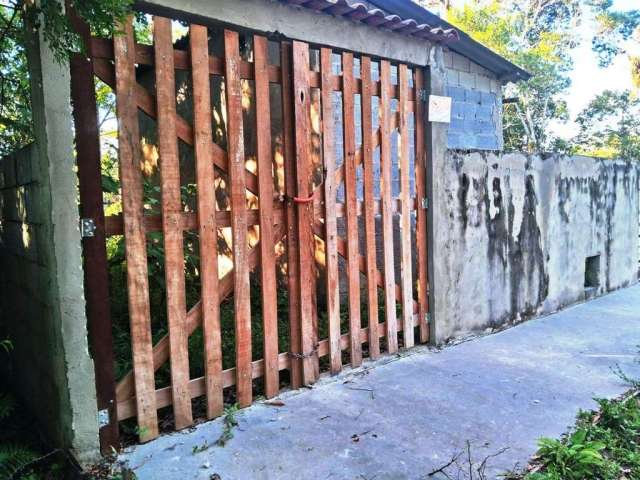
(417, 89, 428, 102)
(98, 408, 110, 428)
(80, 218, 96, 238)
(421, 197, 429, 210)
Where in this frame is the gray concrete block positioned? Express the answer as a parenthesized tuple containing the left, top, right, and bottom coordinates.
(452, 52, 470, 72)
(462, 102, 477, 119)
(445, 68, 459, 87)
(449, 117, 465, 132)
(451, 102, 464, 119)
(3, 153, 16, 188)
(481, 92, 497, 106)
(443, 49, 453, 68)
(447, 86, 465, 102)
(476, 74, 491, 92)
(16, 149, 34, 185)
(473, 119, 495, 135)
(475, 134, 499, 150)
(447, 132, 464, 149)
(459, 71, 476, 90)
(476, 105, 494, 120)
(465, 89, 481, 104)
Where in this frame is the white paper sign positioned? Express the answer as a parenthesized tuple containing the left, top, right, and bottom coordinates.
(428, 95, 452, 123)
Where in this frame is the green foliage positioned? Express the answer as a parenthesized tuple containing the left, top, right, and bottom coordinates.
(572, 90, 640, 159)
(0, 0, 135, 156)
(588, 0, 640, 68)
(216, 404, 240, 447)
(516, 393, 640, 479)
(0, 443, 39, 480)
(532, 430, 606, 479)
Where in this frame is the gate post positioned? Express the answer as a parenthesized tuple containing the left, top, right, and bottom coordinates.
(67, 6, 119, 453)
(425, 46, 449, 346)
(21, 0, 100, 463)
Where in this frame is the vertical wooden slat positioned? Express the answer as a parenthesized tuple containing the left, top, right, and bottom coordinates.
(379, 60, 398, 354)
(113, 17, 159, 441)
(224, 29, 253, 407)
(68, 5, 119, 452)
(154, 16, 193, 430)
(281, 42, 303, 389)
(292, 41, 319, 385)
(190, 24, 223, 419)
(254, 35, 279, 398)
(414, 68, 429, 344)
(320, 48, 342, 374)
(398, 64, 414, 349)
(342, 52, 362, 367)
(360, 56, 380, 359)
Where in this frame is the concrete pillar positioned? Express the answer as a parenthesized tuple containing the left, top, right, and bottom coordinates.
(23, 2, 100, 463)
(426, 44, 450, 345)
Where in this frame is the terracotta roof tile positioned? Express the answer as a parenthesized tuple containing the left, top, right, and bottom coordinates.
(281, 0, 459, 42)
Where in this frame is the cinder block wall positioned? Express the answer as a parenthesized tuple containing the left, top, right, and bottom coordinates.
(443, 48, 504, 151)
(431, 151, 640, 341)
(1, 146, 71, 448)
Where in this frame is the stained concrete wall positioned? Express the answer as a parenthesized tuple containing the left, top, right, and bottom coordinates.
(431, 150, 640, 341)
(0, 5, 99, 464)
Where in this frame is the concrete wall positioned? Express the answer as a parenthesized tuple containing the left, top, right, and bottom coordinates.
(0, 5, 99, 463)
(444, 48, 504, 151)
(431, 150, 639, 341)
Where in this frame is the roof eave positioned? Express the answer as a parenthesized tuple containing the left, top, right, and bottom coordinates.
(366, 0, 531, 82)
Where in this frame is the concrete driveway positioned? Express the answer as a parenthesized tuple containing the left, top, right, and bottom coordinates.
(119, 285, 640, 480)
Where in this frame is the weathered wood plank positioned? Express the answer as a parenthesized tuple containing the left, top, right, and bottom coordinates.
(398, 64, 415, 349)
(360, 56, 380, 360)
(113, 17, 159, 442)
(320, 48, 342, 374)
(414, 68, 429, 344)
(116, 222, 287, 402)
(342, 52, 362, 367)
(190, 23, 224, 419)
(89, 36, 417, 99)
(254, 35, 280, 398)
(379, 60, 398, 354)
(224, 29, 253, 407)
(280, 42, 303, 389)
(292, 41, 319, 385)
(154, 16, 193, 430)
(91, 58, 260, 196)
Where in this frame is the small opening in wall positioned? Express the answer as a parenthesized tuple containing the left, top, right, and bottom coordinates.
(585, 255, 601, 289)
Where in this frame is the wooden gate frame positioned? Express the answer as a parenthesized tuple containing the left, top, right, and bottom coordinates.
(69, 11, 433, 451)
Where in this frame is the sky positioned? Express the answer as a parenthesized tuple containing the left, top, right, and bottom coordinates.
(551, 0, 638, 138)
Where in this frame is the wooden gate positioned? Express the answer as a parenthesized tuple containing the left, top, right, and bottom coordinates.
(73, 13, 430, 446)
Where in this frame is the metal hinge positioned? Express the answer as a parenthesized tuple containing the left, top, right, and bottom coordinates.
(80, 218, 96, 238)
(425, 312, 431, 325)
(421, 197, 429, 210)
(417, 89, 428, 102)
(98, 408, 110, 428)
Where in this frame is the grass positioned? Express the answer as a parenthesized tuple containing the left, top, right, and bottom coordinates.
(509, 354, 640, 480)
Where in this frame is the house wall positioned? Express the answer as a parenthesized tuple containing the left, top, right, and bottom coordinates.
(430, 150, 639, 341)
(444, 48, 504, 151)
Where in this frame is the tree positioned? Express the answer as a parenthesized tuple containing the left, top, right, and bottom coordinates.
(0, 0, 134, 156)
(447, 0, 640, 153)
(572, 90, 640, 160)
(588, 0, 640, 68)
(448, 0, 578, 152)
